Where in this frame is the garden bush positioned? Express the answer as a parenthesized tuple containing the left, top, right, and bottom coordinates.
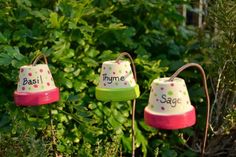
(201, 0, 236, 156)
(1, 0, 233, 156)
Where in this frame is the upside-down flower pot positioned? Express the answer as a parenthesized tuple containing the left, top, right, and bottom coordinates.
(144, 77, 196, 130)
(95, 60, 140, 101)
(14, 56, 59, 106)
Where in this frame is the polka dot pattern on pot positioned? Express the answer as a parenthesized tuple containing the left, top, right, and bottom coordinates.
(16, 64, 56, 93)
(98, 60, 136, 88)
(147, 77, 193, 114)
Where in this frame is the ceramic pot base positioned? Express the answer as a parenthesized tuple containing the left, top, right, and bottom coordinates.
(14, 88, 59, 106)
(95, 84, 140, 101)
(144, 107, 196, 130)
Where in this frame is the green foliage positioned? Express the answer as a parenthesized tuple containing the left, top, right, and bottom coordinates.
(0, 0, 211, 156)
(207, 0, 236, 93)
(202, 1, 236, 155)
(0, 126, 48, 157)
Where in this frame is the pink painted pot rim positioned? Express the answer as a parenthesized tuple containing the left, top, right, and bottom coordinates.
(144, 107, 196, 130)
(14, 87, 59, 106)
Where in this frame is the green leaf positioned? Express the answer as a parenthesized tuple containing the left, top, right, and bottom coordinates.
(57, 144, 66, 152)
(121, 136, 132, 152)
(0, 32, 7, 43)
(98, 50, 115, 60)
(135, 122, 148, 157)
(139, 120, 157, 133)
(50, 12, 59, 28)
(82, 57, 99, 67)
(65, 78, 73, 88)
(0, 53, 12, 66)
(86, 48, 100, 58)
(74, 81, 87, 92)
(31, 9, 49, 20)
(16, 0, 31, 7)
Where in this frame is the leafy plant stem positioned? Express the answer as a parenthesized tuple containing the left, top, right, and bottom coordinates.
(49, 109, 58, 157)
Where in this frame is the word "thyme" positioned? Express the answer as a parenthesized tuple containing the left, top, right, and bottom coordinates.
(103, 74, 125, 84)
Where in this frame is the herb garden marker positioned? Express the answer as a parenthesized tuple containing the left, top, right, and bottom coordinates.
(144, 63, 210, 157)
(95, 53, 140, 101)
(14, 54, 60, 106)
(144, 76, 196, 129)
(96, 52, 140, 157)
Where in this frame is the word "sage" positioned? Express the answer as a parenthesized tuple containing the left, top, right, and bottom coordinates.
(160, 94, 181, 107)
